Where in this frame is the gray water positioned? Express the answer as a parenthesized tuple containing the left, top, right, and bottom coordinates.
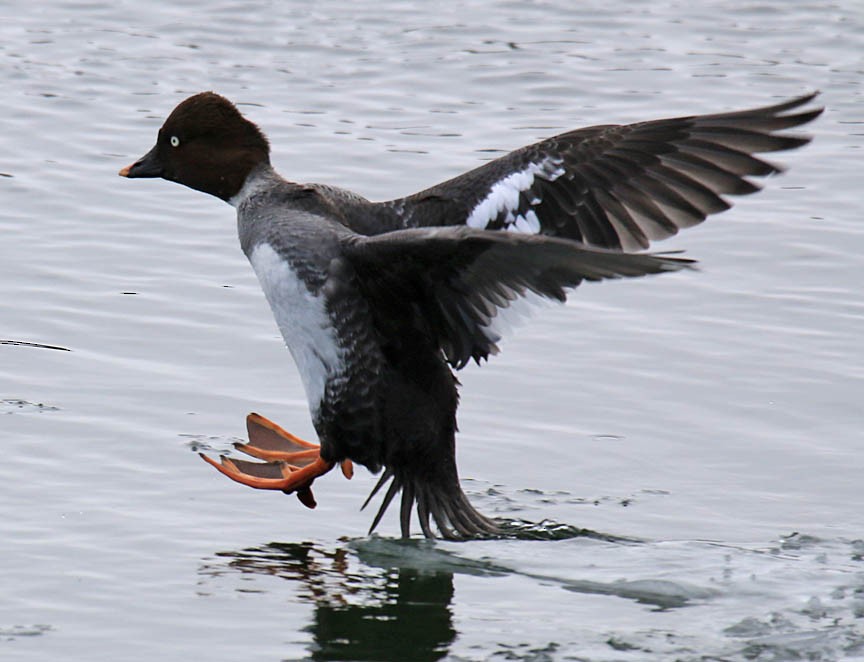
(2, 1, 862, 660)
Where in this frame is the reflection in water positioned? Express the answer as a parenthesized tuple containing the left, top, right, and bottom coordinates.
(202, 540, 458, 661)
(199, 525, 704, 659)
(309, 565, 455, 661)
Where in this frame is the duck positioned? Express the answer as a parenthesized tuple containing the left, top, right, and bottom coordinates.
(119, 91, 820, 539)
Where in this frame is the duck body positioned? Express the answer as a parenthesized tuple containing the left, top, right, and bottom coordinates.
(119, 91, 820, 538)
(228, 162, 671, 536)
(233, 166, 419, 477)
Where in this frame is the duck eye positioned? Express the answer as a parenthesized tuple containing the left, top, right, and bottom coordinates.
(170, 136, 180, 147)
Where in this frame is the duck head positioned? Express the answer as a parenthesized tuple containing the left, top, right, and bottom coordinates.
(119, 92, 270, 202)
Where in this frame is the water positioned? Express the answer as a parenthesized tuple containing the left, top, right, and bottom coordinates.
(1, 1, 862, 660)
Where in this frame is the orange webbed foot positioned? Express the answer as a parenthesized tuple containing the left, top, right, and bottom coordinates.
(198, 413, 353, 510)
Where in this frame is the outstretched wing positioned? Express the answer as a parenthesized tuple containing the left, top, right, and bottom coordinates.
(382, 93, 822, 250)
(343, 226, 694, 369)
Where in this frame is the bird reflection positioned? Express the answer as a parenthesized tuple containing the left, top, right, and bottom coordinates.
(201, 539, 459, 661)
(198, 523, 660, 659)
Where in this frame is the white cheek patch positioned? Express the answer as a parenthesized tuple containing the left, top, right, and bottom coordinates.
(466, 157, 564, 233)
(248, 243, 345, 416)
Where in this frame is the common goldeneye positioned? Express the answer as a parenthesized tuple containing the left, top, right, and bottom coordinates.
(119, 91, 820, 538)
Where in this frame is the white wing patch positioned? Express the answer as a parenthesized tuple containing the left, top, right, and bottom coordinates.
(480, 288, 555, 351)
(248, 243, 345, 417)
(466, 157, 564, 232)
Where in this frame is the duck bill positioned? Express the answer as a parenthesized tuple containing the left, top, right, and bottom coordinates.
(118, 145, 163, 178)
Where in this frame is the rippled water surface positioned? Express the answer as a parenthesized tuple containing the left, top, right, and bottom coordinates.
(2, 1, 862, 660)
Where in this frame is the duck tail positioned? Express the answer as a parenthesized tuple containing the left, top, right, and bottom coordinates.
(362, 463, 499, 540)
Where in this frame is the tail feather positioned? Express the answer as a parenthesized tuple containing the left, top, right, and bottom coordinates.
(361, 468, 393, 510)
(367, 474, 400, 535)
(399, 481, 415, 538)
(366, 469, 500, 540)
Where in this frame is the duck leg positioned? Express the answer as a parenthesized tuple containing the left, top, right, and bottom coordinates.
(199, 412, 353, 509)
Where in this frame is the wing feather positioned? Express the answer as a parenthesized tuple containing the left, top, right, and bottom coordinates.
(380, 93, 821, 250)
(344, 227, 694, 369)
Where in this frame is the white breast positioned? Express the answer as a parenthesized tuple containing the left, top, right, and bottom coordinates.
(248, 242, 345, 416)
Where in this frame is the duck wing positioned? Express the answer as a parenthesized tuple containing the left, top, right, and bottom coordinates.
(343, 226, 694, 369)
(380, 93, 821, 250)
